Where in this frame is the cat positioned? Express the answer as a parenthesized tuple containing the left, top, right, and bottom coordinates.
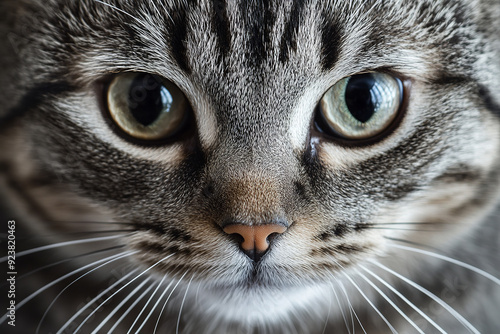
(1, 0, 500, 333)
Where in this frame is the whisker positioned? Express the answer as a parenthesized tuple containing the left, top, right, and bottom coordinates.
(150, 0, 174, 24)
(36, 250, 138, 334)
(383, 236, 439, 250)
(127, 275, 168, 334)
(359, 265, 446, 334)
(328, 283, 345, 334)
(176, 274, 194, 334)
(370, 260, 480, 334)
(156, 0, 174, 23)
(0, 250, 131, 325)
(357, 222, 452, 232)
(0, 235, 128, 262)
(353, 269, 423, 333)
(334, 276, 365, 334)
(366, 222, 447, 226)
(365, 227, 436, 232)
(108, 281, 156, 333)
(134, 276, 176, 334)
(343, 272, 398, 334)
(58, 221, 135, 225)
(1, 245, 125, 286)
(91, 278, 151, 334)
(62, 253, 177, 333)
(388, 243, 500, 286)
(58, 269, 138, 334)
(91, 0, 146, 26)
(155, 271, 190, 334)
(321, 282, 333, 334)
(13, 229, 134, 243)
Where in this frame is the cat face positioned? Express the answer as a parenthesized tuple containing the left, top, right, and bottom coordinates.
(1, 0, 500, 332)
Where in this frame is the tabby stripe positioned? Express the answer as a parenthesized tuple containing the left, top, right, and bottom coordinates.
(1, 81, 76, 127)
(429, 76, 500, 117)
(169, 1, 193, 73)
(239, 0, 275, 66)
(320, 14, 342, 70)
(429, 73, 470, 85)
(478, 85, 500, 117)
(211, 0, 231, 60)
(433, 164, 481, 184)
(279, 0, 307, 63)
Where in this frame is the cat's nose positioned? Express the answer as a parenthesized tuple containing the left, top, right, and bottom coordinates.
(223, 223, 287, 262)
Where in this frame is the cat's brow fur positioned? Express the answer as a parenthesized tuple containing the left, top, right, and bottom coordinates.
(0, 0, 500, 333)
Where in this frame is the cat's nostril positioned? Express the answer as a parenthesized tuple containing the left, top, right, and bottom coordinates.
(223, 223, 288, 261)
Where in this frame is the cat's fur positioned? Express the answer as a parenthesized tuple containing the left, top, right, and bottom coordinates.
(1, 0, 500, 333)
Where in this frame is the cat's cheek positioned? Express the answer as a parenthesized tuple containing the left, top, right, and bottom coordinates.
(0, 124, 119, 229)
(262, 219, 384, 283)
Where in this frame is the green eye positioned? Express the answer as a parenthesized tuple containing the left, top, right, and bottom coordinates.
(318, 73, 403, 140)
(107, 73, 188, 141)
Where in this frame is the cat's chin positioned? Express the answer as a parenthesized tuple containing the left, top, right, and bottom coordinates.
(141, 252, 348, 292)
(181, 280, 332, 330)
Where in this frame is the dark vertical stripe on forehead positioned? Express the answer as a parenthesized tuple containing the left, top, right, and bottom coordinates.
(320, 14, 342, 70)
(211, 0, 231, 61)
(169, 1, 192, 73)
(239, 0, 275, 66)
(279, 0, 307, 63)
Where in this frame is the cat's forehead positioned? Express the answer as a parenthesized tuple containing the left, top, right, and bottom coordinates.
(40, 0, 472, 82)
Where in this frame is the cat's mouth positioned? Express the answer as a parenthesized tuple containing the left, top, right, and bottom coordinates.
(127, 226, 370, 291)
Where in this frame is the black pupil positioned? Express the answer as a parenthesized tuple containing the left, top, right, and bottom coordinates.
(128, 74, 167, 126)
(344, 73, 377, 123)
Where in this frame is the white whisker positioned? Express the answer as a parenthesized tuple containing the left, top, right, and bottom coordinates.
(354, 269, 423, 333)
(92, 278, 151, 334)
(0, 250, 130, 325)
(334, 276, 366, 334)
(59, 253, 176, 333)
(150, 0, 174, 24)
(155, 0, 174, 23)
(128, 275, 168, 334)
(359, 265, 447, 334)
(388, 243, 500, 286)
(154, 271, 190, 334)
(19, 245, 125, 281)
(370, 260, 480, 334)
(177, 274, 194, 334)
(108, 282, 156, 333)
(91, 0, 146, 26)
(59, 269, 138, 334)
(321, 282, 333, 334)
(330, 282, 351, 334)
(0, 235, 126, 262)
(134, 276, 177, 333)
(36, 250, 138, 333)
(343, 272, 398, 334)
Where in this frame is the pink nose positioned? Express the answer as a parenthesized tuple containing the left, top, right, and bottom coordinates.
(223, 223, 287, 260)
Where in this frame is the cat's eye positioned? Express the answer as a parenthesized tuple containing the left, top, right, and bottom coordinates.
(107, 73, 188, 141)
(317, 73, 403, 141)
